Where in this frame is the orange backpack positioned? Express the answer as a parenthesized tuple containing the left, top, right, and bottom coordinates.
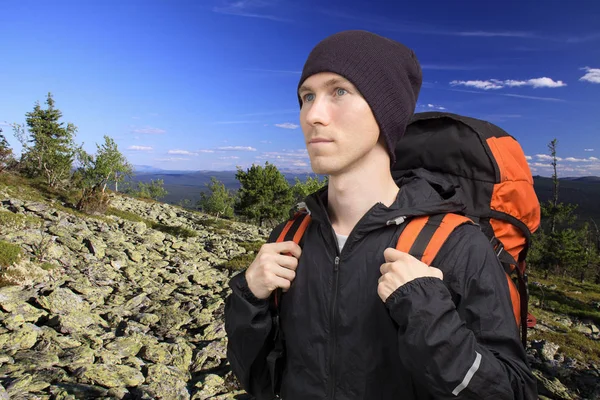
(272, 112, 541, 350)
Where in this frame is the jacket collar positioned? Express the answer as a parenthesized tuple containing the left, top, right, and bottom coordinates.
(299, 168, 467, 239)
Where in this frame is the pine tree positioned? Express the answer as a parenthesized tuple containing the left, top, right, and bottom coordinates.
(291, 174, 328, 203)
(13, 93, 79, 188)
(235, 162, 293, 226)
(0, 128, 15, 172)
(197, 177, 235, 219)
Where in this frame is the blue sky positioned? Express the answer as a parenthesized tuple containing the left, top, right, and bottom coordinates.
(1, 0, 599, 177)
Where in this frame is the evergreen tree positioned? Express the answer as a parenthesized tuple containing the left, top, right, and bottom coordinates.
(197, 177, 235, 219)
(291, 174, 328, 203)
(0, 129, 15, 172)
(13, 93, 79, 188)
(235, 162, 293, 226)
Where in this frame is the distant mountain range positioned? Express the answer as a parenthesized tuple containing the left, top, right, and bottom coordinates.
(124, 169, 600, 225)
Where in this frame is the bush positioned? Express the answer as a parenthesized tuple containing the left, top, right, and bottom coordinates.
(76, 188, 110, 214)
(0, 240, 22, 268)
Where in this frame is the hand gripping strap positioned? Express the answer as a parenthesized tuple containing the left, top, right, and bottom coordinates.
(273, 211, 312, 308)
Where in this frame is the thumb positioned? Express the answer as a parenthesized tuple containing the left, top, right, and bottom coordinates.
(383, 247, 404, 263)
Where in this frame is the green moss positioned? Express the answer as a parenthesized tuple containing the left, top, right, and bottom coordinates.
(0, 240, 22, 267)
(197, 217, 232, 231)
(238, 241, 264, 253)
(217, 253, 255, 272)
(106, 207, 146, 223)
(528, 329, 600, 364)
(528, 271, 600, 326)
(149, 222, 198, 239)
(40, 262, 58, 271)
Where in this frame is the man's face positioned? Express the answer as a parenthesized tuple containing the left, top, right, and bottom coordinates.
(298, 72, 381, 176)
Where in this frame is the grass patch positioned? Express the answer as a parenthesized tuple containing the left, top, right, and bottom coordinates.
(197, 217, 232, 232)
(238, 241, 264, 253)
(106, 207, 146, 223)
(0, 240, 22, 267)
(528, 270, 600, 304)
(217, 241, 264, 272)
(40, 262, 58, 271)
(528, 270, 600, 326)
(149, 222, 198, 239)
(218, 253, 255, 272)
(528, 329, 600, 364)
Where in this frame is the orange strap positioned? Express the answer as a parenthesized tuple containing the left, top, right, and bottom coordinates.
(274, 212, 311, 307)
(396, 214, 473, 266)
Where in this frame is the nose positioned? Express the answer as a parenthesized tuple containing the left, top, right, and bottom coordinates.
(303, 95, 330, 127)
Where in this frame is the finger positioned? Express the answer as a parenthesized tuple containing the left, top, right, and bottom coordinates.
(383, 247, 403, 263)
(271, 253, 299, 271)
(273, 275, 292, 291)
(273, 264, 296, 281)
(380, 262, 390, 275)
(268, 241, 302, 259)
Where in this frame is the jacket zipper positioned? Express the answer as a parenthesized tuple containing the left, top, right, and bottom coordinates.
(328, 255, 340, 398)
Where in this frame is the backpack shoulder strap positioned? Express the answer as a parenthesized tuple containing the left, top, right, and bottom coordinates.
(273, 211, 311, 309)
(396, 213, 474, 266)
(275, 210, 312, 245)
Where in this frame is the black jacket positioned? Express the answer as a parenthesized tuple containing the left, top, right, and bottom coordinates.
(224, 173, 538, 400)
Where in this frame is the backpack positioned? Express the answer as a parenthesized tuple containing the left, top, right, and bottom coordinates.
(267, 111, 541, 395)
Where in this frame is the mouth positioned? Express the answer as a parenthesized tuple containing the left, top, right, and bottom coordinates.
(309, 138, 334, 144)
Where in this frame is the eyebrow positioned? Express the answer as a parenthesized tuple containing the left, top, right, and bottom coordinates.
(298, 77, 352, 95)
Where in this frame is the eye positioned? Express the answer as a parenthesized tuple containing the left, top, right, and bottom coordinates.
(336, 88, 348, 96)
(303, 93, 315, 102)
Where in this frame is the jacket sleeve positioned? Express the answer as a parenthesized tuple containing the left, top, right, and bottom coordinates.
(384, 223, 538, 400)
(224, 223, 286, 399)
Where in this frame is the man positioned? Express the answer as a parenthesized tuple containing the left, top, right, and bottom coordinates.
(224, 30, 538, 399)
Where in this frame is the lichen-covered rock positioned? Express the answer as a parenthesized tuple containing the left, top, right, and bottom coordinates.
(192, 374, 226, 399)
(80, 364, 145, 388)
(191, 340, 227, 373)
(144, 363, 190, 400)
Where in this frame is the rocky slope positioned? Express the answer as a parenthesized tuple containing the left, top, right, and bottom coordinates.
(0, 189, 599, 399)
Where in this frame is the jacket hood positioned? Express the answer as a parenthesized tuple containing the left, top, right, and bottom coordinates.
(300, 168, 467, 236)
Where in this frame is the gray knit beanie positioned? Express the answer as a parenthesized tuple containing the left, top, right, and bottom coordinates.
(298, 30, 422, 165)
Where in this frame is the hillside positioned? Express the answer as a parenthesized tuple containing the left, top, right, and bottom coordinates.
(0, 174, 599, 399)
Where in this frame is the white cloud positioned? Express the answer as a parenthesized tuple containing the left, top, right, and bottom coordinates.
(450, 77, 566, 90)
(128, 145, 153, 151)
(584, 149, 594, 152)
(0, 121, 13, 127)
(525, 155, 532, 160)
(212, 0, 290, 22)
(427, 104, 446, 110)
(527, 154, 600, 177)
(168, 150, 198, 156)
(131, 127, 166, 134)
(580, 67, 600, 84)
(450, 80, 503, 90)
(275, 123, 300, 129)
(260, 140, 272, 144)
(530, 162, 552, 168)
(216, 146, 257, 152)
(219, 156, 240, 160)
(535, 154, 561, 161)
(198, 150, 215, 153)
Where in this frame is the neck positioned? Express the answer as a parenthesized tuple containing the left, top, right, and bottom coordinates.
(327, 147, 399, 236)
